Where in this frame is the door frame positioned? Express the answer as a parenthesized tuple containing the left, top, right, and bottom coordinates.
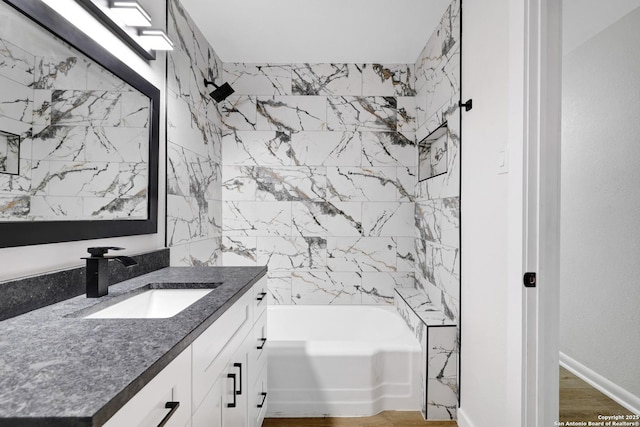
(507, 0, 562, 426)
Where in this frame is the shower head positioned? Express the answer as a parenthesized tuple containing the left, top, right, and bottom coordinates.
(204, 78, 234, 102)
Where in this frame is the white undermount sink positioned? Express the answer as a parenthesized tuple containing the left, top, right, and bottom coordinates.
(84, 288, 214, 319)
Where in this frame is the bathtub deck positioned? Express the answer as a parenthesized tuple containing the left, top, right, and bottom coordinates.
(263, 411, 457, 426)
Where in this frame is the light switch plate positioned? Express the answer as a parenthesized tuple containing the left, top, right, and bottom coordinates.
(497, 148, 509, 174)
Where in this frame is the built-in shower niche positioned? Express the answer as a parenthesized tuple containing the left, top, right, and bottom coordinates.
(418, 122, 448, 182)
(0, 130, 20, 175)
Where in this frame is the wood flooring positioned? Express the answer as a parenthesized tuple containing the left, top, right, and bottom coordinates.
(263, 411, 456, 427)
(559, 366, 634, 423)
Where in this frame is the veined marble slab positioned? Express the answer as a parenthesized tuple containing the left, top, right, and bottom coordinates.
(361, 131, 416, 167)
(363, 202, 414, 237)
(327, 96, 396, 132)
(221, 235, 257, 266)
(361, 63, 416, 97)
(291, 63, 362, 96)
(166, 0, 224, 266)
(292, 271, 361, 304)
(0, 38, 35, 87)
(291, 200, 362, 237)
(225, 63, 292, 96)
(257, 96, 327, 132)
(415, 198, 460, 247)
(326, 166, 399, 202)
(395, 287, 455, 326)
(394, 287, 457, 420)
(218, 95, 257, 131)
(257, 235, 327, 271)
(327, 236, 396, 272)
(289, 131, 362, 167)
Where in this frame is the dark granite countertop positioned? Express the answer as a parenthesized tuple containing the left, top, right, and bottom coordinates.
(0, 266, 267, 427)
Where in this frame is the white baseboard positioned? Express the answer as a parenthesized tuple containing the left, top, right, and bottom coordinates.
(560, 352, 640, 415)
(456, 408, 476, 427)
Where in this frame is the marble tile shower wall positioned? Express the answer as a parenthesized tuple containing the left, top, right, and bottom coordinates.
(166, 0, 224, 265)
(413, 0, 461, 324)
(220, 63, 419, 304)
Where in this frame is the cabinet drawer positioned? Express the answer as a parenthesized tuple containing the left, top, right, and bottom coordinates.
(103, 348, 191, 427)
(248, 362, 268, 427)
(252, 277, 268, 322)
(192, 289, 252, 412)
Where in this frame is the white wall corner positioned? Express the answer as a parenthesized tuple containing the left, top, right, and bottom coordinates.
(457, 408, 478, 427)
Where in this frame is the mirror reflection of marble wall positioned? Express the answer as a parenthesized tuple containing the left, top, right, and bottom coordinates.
(418, 124, 448, 182)
(0, 130, 20, 174)
(0, 1, 150, 222)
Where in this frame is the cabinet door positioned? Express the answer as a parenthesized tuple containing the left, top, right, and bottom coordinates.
(252, 276, 268, 321)
(249, 310, 267, 388)
(103, 348, 191, 427)
(248, 361, 268, 427)
(192, 290, 252, 411)
(222, 340, 249, 427)
(191, 375, 223, 427)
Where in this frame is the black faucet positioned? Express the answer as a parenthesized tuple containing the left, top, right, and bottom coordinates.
(82, 247, 138, 298)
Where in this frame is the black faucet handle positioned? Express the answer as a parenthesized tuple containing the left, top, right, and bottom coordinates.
(87, 246, 125, 257)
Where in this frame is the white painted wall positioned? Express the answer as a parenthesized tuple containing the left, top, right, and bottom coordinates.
(459, 0, 510, 425)
(0, 0, 166, 282)
(563, 0, 640, 54)
(561, 6, 640, 398)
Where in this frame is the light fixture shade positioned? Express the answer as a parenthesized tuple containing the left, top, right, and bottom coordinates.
(110, 0, 152, 27)
(138, 29, 174, 51)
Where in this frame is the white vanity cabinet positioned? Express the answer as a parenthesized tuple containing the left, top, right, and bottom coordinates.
(249, 276, 268, 427)
(101, 276, 267, 427)
(191, 276, 268, 427)
(102, 348, 192, 427)
(248, 333, 268, 427)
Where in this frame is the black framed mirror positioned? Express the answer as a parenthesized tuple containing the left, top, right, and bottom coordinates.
(0, 0, 159, 248)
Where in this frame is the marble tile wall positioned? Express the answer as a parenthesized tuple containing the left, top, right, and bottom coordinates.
(0, 15, 150, 222)
(395, 288, 457, 420)
(220, 63, 418, 304)
(167, 0, 460, 315)
(414, 0, 461, 325)
(166, 0, 224, 266)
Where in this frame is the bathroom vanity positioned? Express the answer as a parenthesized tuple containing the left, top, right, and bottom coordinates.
(0, 266, 267, 427)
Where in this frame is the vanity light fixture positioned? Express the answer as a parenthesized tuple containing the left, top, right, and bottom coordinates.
(138, 29, 174, 51)
(75, 0, 174, 58)
(109, 0, 152, 27)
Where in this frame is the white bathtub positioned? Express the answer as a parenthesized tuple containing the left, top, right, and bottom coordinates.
(266, 305, 421, 417)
